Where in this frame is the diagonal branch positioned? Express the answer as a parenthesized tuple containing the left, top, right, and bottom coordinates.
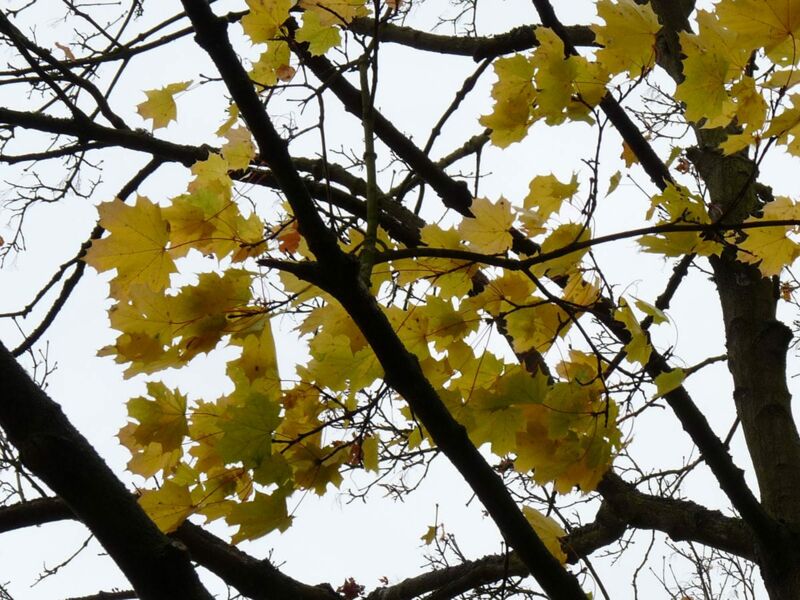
(180, 2, 587, 598)
(0, 343, 213, 599)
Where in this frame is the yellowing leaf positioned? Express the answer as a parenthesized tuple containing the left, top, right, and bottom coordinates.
(534, 223, 591, 278)
(653, 368, 685, 399)
(297, 10, 341, 55)
(634, 298, 669, 325)
(607, 171, 622, 195)
(505, 303, 569, 354)
(530, 28, 608, 125)
(84, 196, 175, 296)
(136, 81, 191, 130)
(764, 95, 800, 155)
(227, 490, 292, 543)
(241, 0, 292, 44)
(250, 40, 294, 88)
(420, 525, 438, 545)
(614, 299, 651, 365)
(218, 385, 281, 468)
(458, 197, 514, 254)
(299, 332, 382, 391)
(592, 0, 660, 77)
(677, 47, 732, 125)
(738, 196, 800, 275)
(361, 435, 379, 472)
(221, 127, 256, 171)
(139, 481, 194, 533)
(716, 0, 800, 63)
(299, 0, 369, 26)
(126, 382, 189, 452)
(522, 506, 567, 564)
(480, 54, 535, 147)
(523, 173, 579, 219)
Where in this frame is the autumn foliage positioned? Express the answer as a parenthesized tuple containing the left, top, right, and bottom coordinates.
(4, 0, 800, 599)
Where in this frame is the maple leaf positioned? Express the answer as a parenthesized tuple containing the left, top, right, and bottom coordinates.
(250, 40, 294, 88)
(394, 225, 479, 298)
(241, 0, 292, 44)
(522, 506, 567, 564)
(217, 376, 281, 469)
(297, 10, 342, 56)
(221, 126, 256, 171)
(169, 270, 255, 361)
(139, 481, 194, 533)
(136, 81, 191, 130)
(738, 196, 800, 276)
(84, 196, 175, 297)
(634, 298, 669, 325)
(458, 197, 514, 254)
(277, 221, 302, 253)
(299, 332, 382, 391)
(529, 28, 608, 126)
(480, 54, 536, 147)
(533, 223, 591, 278)
(764, 94, 800, 155)
(229, 319, 281, 392)
(505, 303, 569, 354)
(716, 0, 800, 64)
(592, 0, 660, 77)
(523, 173, 579, 220)
(420, 525, 438, 545)
(227, 489, 293, 543)
(653, 368, 686, 399)
(126, 382, 189, 453)
(299, 0, 369, 26)
(361, 435, 379, 472)
(614, 299, 651, 365)
(421, 296, 479, 353)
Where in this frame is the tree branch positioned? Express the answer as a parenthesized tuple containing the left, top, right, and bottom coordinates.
(0, 343, 213, 599)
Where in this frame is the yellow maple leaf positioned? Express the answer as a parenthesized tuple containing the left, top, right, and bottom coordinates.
(523, 173, 579, 219)
(614, 299, 651, 365)
(136, 81, 191, 130)
(299, 332, 382, 391)
(250, 40, 294, 88)
(227, 490, 293, 543)
(394, 224, 479, 297)
(764, 94, 800, 155)
(126, 381, 189, 453)
(139, 480, 194, 533)
(480, 54, 536, 147)
(522, 506, 567, 564)
(716, 0, 800, 64)
(217, 380, 281, 469)
(653, 368, 686, 399)
(534, 223, 591, 278)
(297, 10, 342, 55)
(229, 319, 280, 392)
(84, 196, 175, 296)
(738, 196, 800, 276)
(505, 303, 569, 354)
(459, 197, 514, 254)
(420, 296, 480, 353)
(169, 270, 255, 361)
(299, 0, 369, 26)
(241, 0, 292, 44)
(592, 0, 660, 77)
(530, 28, 608, 126)
(221, 127, 256, 171)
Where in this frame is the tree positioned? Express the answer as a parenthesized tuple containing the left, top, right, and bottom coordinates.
(2, 0, 800, 598)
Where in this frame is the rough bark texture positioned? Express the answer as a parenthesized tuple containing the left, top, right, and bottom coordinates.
(645, 1, 800, 595)
(0, 343, 213, 600)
